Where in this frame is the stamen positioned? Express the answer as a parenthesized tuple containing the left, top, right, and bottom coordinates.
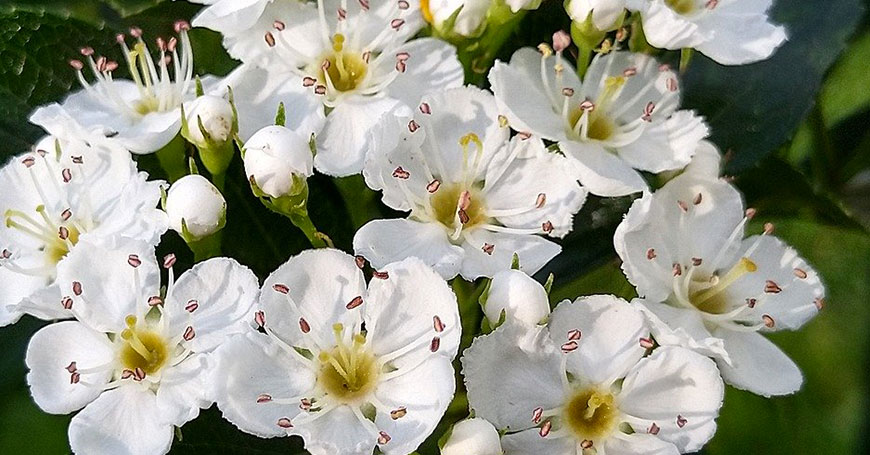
(692, 257, 758, 306)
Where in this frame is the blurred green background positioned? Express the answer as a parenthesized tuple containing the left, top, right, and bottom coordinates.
(1, 0, 869, 453)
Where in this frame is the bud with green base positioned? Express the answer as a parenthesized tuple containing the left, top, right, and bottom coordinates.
(163, 173, 227, 261)
(243, 105, 331, 249)
(478, 253, 554, 333)
(181, 82, 239, 191)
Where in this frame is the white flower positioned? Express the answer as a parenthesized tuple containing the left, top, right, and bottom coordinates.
(626, 0, 787, 65)
(183, 94, 236, 147)
(353, 87, 587, 280)
(0, 136, 166, 327)
(681, 139, 722, 180)
(566, 0, 627, 30)
(243, 125, 314, 199)
(490, 45, 709, 197)
(165, 175, 227, 240)
(24, 236, 259, 455)
(194, 0, 465, 176)
(613, 174, 825, 396)
(29, 21, 218, 154)
(441, 417, 503, 455)
(211, 249, 460, 455)
(484, 269, 550, 326)
(424, 0, 492, 36)
(462, 295, 724, 455)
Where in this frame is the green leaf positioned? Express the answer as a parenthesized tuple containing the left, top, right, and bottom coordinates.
(681, 0, 864, 173)
(819, 31, 870, 126)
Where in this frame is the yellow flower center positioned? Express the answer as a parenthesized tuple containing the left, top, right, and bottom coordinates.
(570, 109, 617, 141)
(666, 0, 698, 15)
(316, 324, 380, 404)
(429, 183, 489, 231)
(563, 388, 619, 441)
(319, 34, 368, 92)
(689, 257, 757, 314)
(4, 206, 82, 265)
(119, 315, 170, 375)
(570, 76, 625, 142)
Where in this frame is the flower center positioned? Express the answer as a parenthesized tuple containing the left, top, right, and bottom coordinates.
(316, 324, 380, 404)
(570, 109, 617, 141)
(688, 257, 757, 314)
(5, 206, 82, 265)
(666, 0, 698, 15)
(563, 387, 619, 441)
(119, 315, 170, 375)
(429, 183, 489, 232)
(569, 76, 625, 142)
(319, 34, 368, 93)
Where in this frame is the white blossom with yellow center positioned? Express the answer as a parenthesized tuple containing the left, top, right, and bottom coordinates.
(24, 237, 259, 455)
(462, 295, 725, 455)
(211, 249, 461, 455)
(0, 136, 166, 327)
(614, 174, 825, 397)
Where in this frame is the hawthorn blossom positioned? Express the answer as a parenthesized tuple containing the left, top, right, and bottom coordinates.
(490, 41, 709, 197)
(462, 295, 724, 454)
(194, 0, 464, 176)
(566, 0, 627, 30)
(30, 21, 215, 154)
(0, 136, 166, 327)
(354, 87, 587, 280)
(25, 237, 259, 454)
(614, 174, 825, 396)
(626, 0, 788, 65)
(211, 249, 460, 455)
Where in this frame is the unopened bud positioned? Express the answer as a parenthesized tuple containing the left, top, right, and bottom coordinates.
(484, 269, 550, 327)
(441, 418, 502, 455)
(244, 125, 314, 198)
(165, 175, 226, 240)
(183, 95, 236, 147)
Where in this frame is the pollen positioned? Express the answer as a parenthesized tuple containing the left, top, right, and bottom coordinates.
(316, 325, 380, 404)
(666, 0, 698, 15)
(119, 315, 170, 375)
(563, 387, 619, 441)
(319, 34, 368, 92)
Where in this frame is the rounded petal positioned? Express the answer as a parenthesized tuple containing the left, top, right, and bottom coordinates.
(155, 355, 210, 427)
(635, 0, 708, 50)
(353, 219, 464, 280)
(165, 257, 260, 353)
(441, 418, 503, 455)
(56, 237, 160, 332)
(374, 356, 456, 454)
(460, 229, 561, 280)
(385, 38, 464, 108)
(461, 323, 564, 432)
(68, 386, 174, 455)
(548, 295, 647, 384)
(712, 328, 803, 397)
(693, 5, 787, 65)
(25, 321, 115, 414)
(561, 141, 648, 197)
(365, 257, 461, 369)
(500, 427, 576, 455)
(485, 269, 551, 327)
(636, 299, 729, 361)
(618, 347, 724, 453)
(298, 405, 377, 455)
(0, 266, 46, 326)
(261, 249, 367, 349)
(602, 432, 681, 455)
(681, 139, 722, 180)
(616, 110, 709, 173)
(212, 332, 316, 438)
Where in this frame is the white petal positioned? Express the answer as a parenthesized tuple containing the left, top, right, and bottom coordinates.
(0, 266, 46, 326)
(613, 192, 672, 302)
(617, 110, 709, 173)
(88, 172, 168, 246)
(374, 356, 456, 455)
(56, 237, 160, 332)
(211, 332, 316, 438)
(635, 0, 709, 50)
(637, 299, 729, 361)
(17, 284, 69, 323)
(261, 249, 367, 349)
(489, 48, 571, 142)
(165, 258, 260, 353)
(485, 269, 551, 327)
(315, 96, 406, 176)
(601, 432, 680, 455)
(682, 139, 722, 180)
(483, 137, 587, 238)
(460, 229, 561, 280)
(548, 295, 647, 384)
(385, 38, 464, 108)
(353, 219, 464, 280)
(618, 347, 724, 453)
(441, 418, 503, 455)
(69, 386, 174, 455)
(461, 323, 564, 432)
(365, 257, 461, 370)
(192, 0, 273, 63)
(218, 64, 325, 140)
(561, 141, 648, 197)
(727, 235, 823, 331)
(500, 428, 576, 454)
(25, 321, 114, 414)
(298, 405, 377, 455)
(693, 5, 787, 65)
(713, 328, 803, 397)
(155, 355, 210, 427)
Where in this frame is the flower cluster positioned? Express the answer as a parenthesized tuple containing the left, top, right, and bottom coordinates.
(0, 1, 825, 454)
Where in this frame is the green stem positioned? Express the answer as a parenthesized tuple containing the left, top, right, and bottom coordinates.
(187, 231, 222, 262)
(288, 207, 329, 249)
(211, 172, 226, 193)
(680, 48, 694, 74)
(576, 44, 593, 78)
(155, 135, 188, 183)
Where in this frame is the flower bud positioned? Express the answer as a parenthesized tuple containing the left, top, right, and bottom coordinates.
(427, 0, 490, 37)
(441, 418, 502, 455)
(183, 95, 236, 147)
(165, 174, 226, 240)
(484, 270, 550, 326)
(244, 125, 314, 199)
